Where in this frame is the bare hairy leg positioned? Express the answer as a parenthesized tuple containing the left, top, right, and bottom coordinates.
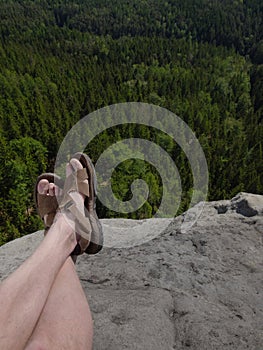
(0, 214, 77, 350)
(25, 159, 93, 350)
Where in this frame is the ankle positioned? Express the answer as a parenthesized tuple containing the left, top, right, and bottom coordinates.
(47, 213, 77, 255)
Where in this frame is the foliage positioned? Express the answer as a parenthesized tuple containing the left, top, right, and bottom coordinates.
(0, 0, 262, 244)
(0, 137, 47, 244)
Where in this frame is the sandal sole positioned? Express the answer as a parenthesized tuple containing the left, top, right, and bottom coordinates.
(71, 152, 103, 254)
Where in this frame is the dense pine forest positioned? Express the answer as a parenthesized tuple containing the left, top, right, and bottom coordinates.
(0, 0, 262, 244)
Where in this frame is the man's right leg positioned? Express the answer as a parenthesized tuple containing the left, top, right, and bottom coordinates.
(25, 158, 94, 350)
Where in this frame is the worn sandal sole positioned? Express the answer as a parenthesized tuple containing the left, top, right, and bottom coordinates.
(71, 152, 103, 255)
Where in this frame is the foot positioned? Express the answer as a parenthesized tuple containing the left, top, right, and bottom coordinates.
(37, 158, 91, 258)
(65, 158, 88, 219)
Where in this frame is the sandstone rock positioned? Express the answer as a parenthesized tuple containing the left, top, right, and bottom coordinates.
(0, 193, 262, 349)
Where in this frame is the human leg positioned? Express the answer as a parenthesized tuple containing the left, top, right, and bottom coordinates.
(25, 257, 93, 350)
(0, 214, 77, 350)
(25, 158, 94, 350)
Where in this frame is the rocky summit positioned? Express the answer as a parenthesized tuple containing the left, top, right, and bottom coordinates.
(0, 193, 262, 349)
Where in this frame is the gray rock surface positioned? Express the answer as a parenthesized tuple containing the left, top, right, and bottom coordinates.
(0, 192, 263, 349)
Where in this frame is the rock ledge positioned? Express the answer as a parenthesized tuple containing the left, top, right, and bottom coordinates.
(0, 193, 262, 350)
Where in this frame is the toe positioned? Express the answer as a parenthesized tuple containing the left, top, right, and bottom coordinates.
(65, 159, 82, 178)
(66, 158, 87, 203)
(69, 158, 83, 172)
(70, 158, 89, 186)
(38, 179, 61, 196)
(38, 179, 49, 195)
(48, 183, 56, 196)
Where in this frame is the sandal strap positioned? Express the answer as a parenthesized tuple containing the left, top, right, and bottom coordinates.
(58, 168, 92, 254)
(61, 168, 90, 199)
(60, 199, 92, 253)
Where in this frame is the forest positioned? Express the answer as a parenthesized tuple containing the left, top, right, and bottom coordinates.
(0, 0, 262, 244)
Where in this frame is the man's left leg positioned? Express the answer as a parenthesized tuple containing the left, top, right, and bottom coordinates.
(25, 256, 93, 350)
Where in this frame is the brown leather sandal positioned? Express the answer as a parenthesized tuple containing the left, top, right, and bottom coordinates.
(74, 152, 103, 255)
(34, 173, 64, 235)
(34, 154, 103, 257)
(60, 153, 103, 256)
